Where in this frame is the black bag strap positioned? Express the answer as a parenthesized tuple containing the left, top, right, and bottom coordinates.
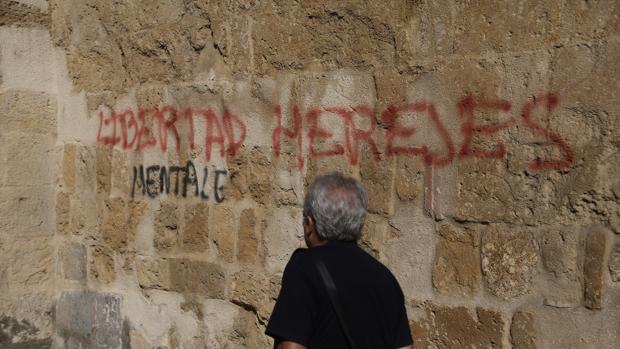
(310, 250, 358, 349)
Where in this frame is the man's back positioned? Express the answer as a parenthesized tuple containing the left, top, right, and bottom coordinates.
(266, 240, 412, 349)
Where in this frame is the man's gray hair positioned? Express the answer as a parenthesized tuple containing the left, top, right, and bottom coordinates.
(303, 172, 368, 241)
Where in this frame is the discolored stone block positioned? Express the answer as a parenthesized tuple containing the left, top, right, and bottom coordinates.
(182, 203, 209, 253)
(481, 227, 539, 299)
(59, 242, 86, 282)
(410, 304, 504, 349)
(89, 245, 115, 285)
(168, 258, 225, 297)
(584, 230, 610, 310)
(211, 205, 236, 263)
(0, 315, 52, 348)
(511, 311, 539, 349)
(237, 208, 261, 265)
(55, 290, 122, 349)
(432, 224, 481, 297)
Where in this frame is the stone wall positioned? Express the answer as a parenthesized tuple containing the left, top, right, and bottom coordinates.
(1, 0, 618, 348)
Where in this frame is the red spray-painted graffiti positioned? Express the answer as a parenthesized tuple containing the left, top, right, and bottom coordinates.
(96, 92, 574, 171)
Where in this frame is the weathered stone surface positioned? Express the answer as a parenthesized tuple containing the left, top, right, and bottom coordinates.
(56, 191, 71, 235)
(584, 230, 610, 310)
(263, 207, 304, 274)
(411, 304, 505, 349)
(89, 244, 115, 285)
(359, 214, 388, 261)
(168, 258, 225, 297)
(0, 90, 55, 134)
(511, 311, 539, 349)
(5, 237, 53, 288)
(181, 202, 209, 253)
(0, 186, 55, 237)
(432, 224, 481, 297)
(237, 208, 261, 265)
(154, 201, 179, 253)
(136, 256, 172, 291)
(540, 229, 582, 307)
(360, 155, 395, 216)
(96, 145, 112, 195)
(481, 227, 539, 299)
(56, 291, 122, 349)
(610, 243, 620, 283)
(394, 156, 424, 202)
(101, 198, 145, 251)
(0, 1, 49, 27)
(527, 303, 620, 348)
(0, 315, 52, 349)
(59, 241, 86, 282)
(62, 143, 76, 192)
(211, 205, 236, 263)
(231, 270, 280, 321)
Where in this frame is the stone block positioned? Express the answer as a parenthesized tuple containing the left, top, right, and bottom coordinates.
(540, 229, 582, 307)
(0, 186, 55, 237)
(262, 207, 304, 274)
(168, 258, 225, 298)
(527, 304, 620, 348)
(62, 143, 76, 193)
(59, 241, 86, 282)
(411, 304, 504, 349)
(96, 145, 112, 196)
(456, 160, 519, 223)
(360, 154, 395, 216)
(0, 90, 55, 135)
(5, 237, 53, 289)
(101, 197, 145, 251)
(154, 201, 180, 253)
(89, 245, 115, 285)
(237, 208, 261, 265)
(384, 204, 436, 300)
(56, 191, 71, 235)
(510, 311, 539, 349)
(231, 270, 280, 321)
(610, 243, 620, 283)
(394, 156, 424, 202)
(1, 130, 56, 187)
(481, 227, 539, 299)
(432, 224, 481, 297)
(584, 230, 610, 310)
(211, 205, 236, 263)
(136, 256, 172, 290)
(181, 203, 209, 253)
(56, 290, 122, 349)
(248, 148, 274, 205)
(359, 214, 389, 261)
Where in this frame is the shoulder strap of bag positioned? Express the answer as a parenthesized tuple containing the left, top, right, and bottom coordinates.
(310, 250, 358, 349)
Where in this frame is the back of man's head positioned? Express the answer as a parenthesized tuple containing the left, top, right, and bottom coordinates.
(303, 172, 368, 242)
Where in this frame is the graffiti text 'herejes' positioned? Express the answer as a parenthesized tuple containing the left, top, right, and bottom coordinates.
(97, 92, 574, 171)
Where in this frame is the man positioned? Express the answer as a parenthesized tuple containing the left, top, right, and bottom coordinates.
(266, 172, 413, 349)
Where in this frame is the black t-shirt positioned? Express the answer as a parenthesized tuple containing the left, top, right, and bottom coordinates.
(266, 240, 413, 349)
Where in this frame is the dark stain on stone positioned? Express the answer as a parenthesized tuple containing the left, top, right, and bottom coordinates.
(0, 315, 52, 349)
(0, 1, 49, 28)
